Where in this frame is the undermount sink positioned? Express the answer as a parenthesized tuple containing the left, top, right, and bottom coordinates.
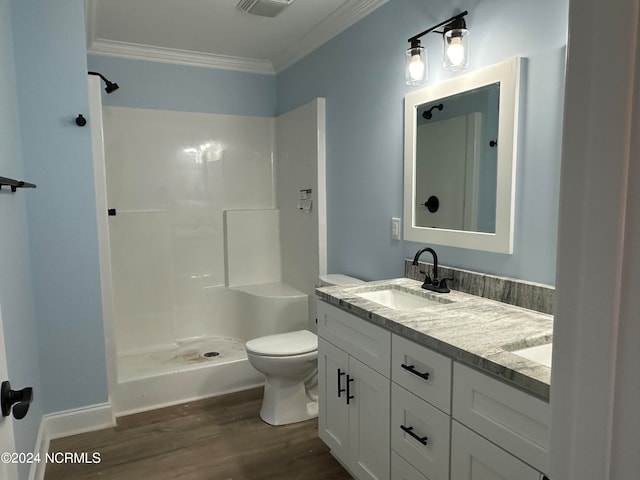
(511, 343, 553, 368)
(355, 287, 453, 311)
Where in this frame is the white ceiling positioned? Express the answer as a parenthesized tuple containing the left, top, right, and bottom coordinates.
(85, 0, 388, 74)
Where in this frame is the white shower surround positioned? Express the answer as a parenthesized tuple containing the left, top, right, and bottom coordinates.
(103, 106, 277, 353)
(90, 86, 325, 415)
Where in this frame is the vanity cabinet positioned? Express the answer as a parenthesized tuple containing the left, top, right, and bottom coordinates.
(317, 301, 551, 480)
(318, 303, 391, 480)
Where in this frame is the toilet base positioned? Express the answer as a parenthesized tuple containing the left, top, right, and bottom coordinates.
(259, 376, 318, 426)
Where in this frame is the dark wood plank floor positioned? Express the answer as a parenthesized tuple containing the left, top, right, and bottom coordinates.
(45, 388, 352, 480)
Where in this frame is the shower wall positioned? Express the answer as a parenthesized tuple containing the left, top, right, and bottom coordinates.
(102, 106, 275, 355)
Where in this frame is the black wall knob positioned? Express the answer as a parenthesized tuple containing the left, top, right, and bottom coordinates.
(75, 114, 87, 127)
(1, 381, 33, 420)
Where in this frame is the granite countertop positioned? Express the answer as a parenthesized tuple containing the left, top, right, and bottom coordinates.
(316, 277, 553, 400)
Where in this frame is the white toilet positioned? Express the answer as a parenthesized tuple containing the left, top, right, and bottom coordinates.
(246, 330, 318, 425)
(246, 274, 364, 426)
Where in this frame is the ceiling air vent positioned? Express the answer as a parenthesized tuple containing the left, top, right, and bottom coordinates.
(236, 0, 294, 17)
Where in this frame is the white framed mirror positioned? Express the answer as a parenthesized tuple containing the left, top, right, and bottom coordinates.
(403, 57, 522, 254)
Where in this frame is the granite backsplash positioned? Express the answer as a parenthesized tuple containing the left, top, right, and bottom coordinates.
(405, 260, 555, 315)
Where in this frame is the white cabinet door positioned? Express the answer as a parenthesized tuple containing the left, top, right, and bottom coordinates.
(349, 356, 391, 480)
(318, 337, 350, 459)
(452, 363, 550, 473)
(450, 421, 541, 480)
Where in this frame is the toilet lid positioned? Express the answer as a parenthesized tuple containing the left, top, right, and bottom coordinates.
(246, 330, 317, 357)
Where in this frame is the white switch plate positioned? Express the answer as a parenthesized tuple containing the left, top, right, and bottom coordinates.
(391, 217, 401, 240)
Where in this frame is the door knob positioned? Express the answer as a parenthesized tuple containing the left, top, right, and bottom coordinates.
(1, 381, 33, 420)
(423, 195, 440, 213)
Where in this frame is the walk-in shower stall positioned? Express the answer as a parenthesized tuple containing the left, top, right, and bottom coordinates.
(89, 78, 326, 415)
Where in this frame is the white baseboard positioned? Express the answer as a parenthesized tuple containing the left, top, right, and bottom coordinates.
(28, 420, 48, 480)
(29, 402, 115, 480)
(44, 402, 114, 441)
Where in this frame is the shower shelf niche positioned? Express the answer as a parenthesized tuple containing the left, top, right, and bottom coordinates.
(0, 176, 36, 192)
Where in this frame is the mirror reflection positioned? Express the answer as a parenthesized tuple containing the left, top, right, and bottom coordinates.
(414, 83, 500, 233)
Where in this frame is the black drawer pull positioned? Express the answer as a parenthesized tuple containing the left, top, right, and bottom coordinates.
(337, 369, 346, 398)
(401, 363, 430, 380)
(400, 425, 428, 445)
(346, 375, 355, 404)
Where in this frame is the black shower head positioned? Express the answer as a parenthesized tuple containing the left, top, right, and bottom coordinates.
(104, 80, 119, 94)
(422, 103, 444, 120)
(88, 71, 120, 94)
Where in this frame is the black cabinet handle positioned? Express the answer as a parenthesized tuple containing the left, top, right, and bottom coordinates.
(401, 363, 430, 380)
(400, 425, 428, 445)
(346, 375, 355, 404)
(337, 369, 346, 398)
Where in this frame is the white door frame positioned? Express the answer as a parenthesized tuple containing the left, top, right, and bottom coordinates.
(0, 304, 19, 480)
(88, 76, 118, 405)
(551, 0, 640, 478)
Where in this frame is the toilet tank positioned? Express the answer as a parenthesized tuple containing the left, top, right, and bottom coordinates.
(318, 274, 364, 287)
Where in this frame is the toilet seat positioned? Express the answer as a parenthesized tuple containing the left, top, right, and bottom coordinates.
(246, 330, 317, 357)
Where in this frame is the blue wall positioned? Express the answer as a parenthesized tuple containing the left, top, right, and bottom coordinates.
(88, 55, 277, 117)
(10, 0, 108, 416)
(0, 1, 43, 477)
(278, 0, 568, 285)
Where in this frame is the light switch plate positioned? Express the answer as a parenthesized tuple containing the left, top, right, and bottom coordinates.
(391, 217, 401, 240)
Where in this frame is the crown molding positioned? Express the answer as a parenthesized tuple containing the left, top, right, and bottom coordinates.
(84, 0, 388, 75)
(272, 0, 389, 73)
(88, 39, 276, 75)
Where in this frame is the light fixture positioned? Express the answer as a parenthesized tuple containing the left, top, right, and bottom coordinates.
(406, 11, 469, 85)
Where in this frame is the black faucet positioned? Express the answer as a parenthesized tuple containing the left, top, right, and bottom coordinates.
(412, 247, 453, 293)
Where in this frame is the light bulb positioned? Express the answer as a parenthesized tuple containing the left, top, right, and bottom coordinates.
(409, 53, 425, 81)
(443, 28, 468, 71)
(406, 45, 427, 85)
(446, 37, 465, 66)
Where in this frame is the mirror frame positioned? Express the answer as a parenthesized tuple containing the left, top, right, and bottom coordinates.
(403, 57, 522, 254)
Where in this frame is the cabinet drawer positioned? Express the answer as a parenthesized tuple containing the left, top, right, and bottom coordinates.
(392, 334, 452, 413)
(452, 363, 550, 474)
(391, 384, 450, 480)
(318, 302, 391, 377)
(391, 451, 429, 480)
(450, 420, 541, 480)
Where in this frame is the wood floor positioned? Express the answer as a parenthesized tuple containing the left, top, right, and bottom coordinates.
(45, 388, 352, 480)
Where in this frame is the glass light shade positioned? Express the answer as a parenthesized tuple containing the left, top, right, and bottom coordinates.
(443, 29, 469, 71)
(406, 46, 427, 85)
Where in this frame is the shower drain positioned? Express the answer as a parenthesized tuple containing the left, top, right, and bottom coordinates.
(202, 351, 220, 358)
